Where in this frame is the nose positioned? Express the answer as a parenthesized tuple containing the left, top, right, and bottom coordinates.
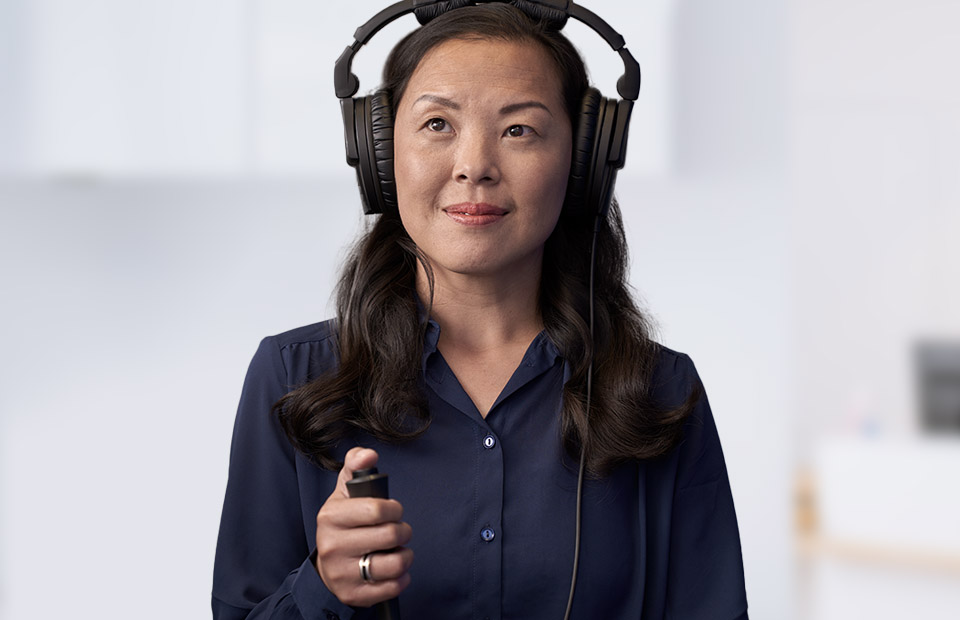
(452, 130, 501, 185)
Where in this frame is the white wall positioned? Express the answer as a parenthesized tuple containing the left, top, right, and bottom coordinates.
(0, 0, 676, 177)
(0, 179, 362, 618)
(11, 0, 250, 176)
(790, 0, 960, 447)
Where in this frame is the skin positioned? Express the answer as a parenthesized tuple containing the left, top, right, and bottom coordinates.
(315, 38, 573, 605)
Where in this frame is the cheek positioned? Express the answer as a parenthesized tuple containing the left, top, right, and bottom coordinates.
(529, 153, 571, 241)
(393, 133, 414, 197)
(393, 135, 441, 206)
(538, 150, 573, 210)
(394, 148, 434, 240)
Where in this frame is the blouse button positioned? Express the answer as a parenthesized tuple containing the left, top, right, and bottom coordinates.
(482, 434, 496, 449)
(480, 527, 496, 542)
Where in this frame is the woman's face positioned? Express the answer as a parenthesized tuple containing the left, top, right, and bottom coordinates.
(393, 37, 572, 282)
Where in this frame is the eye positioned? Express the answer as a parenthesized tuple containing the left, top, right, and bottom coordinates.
(505, 124, 534, 138)
(426, 118, 450, 132)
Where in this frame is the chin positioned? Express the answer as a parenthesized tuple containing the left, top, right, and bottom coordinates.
(424, 245, 544, 281)
(448, 261, 503, 277)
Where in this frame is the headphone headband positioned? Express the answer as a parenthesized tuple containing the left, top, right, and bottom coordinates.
(334, 0, 639, 101)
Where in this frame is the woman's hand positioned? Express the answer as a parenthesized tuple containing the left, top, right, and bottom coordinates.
(314, 447, 414, 607)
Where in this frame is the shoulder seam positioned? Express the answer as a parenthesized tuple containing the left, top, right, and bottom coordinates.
(656, 343, 688, 360)
(271, 319, 339, 350)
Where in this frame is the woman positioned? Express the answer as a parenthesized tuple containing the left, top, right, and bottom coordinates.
(213, 4, 748, 619)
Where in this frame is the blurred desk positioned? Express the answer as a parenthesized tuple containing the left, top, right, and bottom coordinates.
(800, 437, 960, 558)
(794, 438, 960, 620)
(796, 531, 960, 575)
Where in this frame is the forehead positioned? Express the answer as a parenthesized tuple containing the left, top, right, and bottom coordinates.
(403, 38, 563, 105)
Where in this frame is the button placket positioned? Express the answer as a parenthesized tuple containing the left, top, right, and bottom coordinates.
(473, 422, 503, 620)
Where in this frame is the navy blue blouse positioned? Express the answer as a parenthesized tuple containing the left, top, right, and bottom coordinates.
(212, 319, 748, 619)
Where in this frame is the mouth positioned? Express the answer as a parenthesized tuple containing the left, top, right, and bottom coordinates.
(443, 203, 508, 216)
(442, 203, 508, 227)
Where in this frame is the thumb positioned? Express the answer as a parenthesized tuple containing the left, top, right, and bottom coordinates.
(335, 447, 380, 498)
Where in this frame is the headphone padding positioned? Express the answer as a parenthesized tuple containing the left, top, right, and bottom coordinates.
(369, 90, 397, 213)
(414, 0, 475, 25)
(567, 87, 601, 217)
(354, 96, 383, 214)
(509, 0, 568, 28)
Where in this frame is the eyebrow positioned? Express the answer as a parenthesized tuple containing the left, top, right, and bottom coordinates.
(412, 94, 553, 117)
(499, 101, 553, 117)
(412, 94, 460, 110)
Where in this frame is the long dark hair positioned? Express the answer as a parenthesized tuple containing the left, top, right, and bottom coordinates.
(275, 4, 696, 475)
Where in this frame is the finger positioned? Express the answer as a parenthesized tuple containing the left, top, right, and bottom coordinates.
(320, 544, 412, 586)
(317, 520, 412, 561)
(335, 447, 379, 498)
(362, 547, 415, 583)
(344, 572, 412, 608)
(320, 497, 405, 529)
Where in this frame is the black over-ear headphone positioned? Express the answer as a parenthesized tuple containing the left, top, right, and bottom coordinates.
(334, 0, 640, 219)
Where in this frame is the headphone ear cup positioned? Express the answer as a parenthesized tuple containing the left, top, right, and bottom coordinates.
(352, 90, 397, 215)
(369, 90, 397, 213)
(566, 87, 602, 217)
(590, 97, 620, 218)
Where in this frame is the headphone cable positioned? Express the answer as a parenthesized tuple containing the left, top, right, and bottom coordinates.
(562, 212, 602, 620)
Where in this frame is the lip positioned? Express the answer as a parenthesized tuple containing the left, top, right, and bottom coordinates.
(443, 202, 508, 226)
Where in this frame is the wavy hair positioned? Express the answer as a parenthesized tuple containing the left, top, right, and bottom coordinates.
(275, 4, 697, 475)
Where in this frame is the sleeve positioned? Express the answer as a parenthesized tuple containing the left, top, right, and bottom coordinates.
(665, 354, 749, 620)
(212, 336, 356, 620)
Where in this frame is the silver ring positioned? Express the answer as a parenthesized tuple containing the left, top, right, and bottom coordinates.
(359, 552, 374, 583)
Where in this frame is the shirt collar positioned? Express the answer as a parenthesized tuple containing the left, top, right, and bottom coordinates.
(421, 317, 442, 380)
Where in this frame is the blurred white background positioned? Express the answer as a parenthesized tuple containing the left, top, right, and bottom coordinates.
(1, 0, 958, 618)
